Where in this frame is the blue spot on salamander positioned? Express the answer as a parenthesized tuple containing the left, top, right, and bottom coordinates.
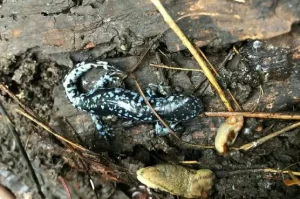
(63, 61, 203, 137)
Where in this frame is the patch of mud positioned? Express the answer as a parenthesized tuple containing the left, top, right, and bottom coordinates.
(0, 51, 62, 117)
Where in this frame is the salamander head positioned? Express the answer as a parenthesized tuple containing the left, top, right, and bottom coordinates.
(163, 95, 203, 121)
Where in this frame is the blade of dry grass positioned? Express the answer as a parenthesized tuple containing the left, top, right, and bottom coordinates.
(264, 168, 300, 177)
(150, 0, 233, 112)
(239, 121, 300, 151)
(15, 108, 88, 151)
(130, 74, 179, 138)
(150, 63, 203, 72)
(204, 111, 300, 120)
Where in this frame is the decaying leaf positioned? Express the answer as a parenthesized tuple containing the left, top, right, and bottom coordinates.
(283, 170, 300, 186)
(215, 115, 244, 154)
(136, 164, 215, 198)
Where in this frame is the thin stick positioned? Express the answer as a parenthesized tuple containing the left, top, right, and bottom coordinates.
(176, 12, 241, 22)
(0, 102, 46, 199)
(151, 0, 233, 111)
(251, 85, 264, 112)
(129, 31, 214, 148)
(218, 50, 235, 70)
(215, 168, 300, 178)
(63, 117, 85, 146)
(131, 75, 215, 149)
(58, 176, 72, 199)
(264, 168, 300, 176)
(130, 74, 179, 138)
(78, 158, 100, 199)
(150, 63, 203, 72)
(179, 161, 200, 165)
(15, 108, 88, 152)
(0, 83, 42, 121)
(196, 48, 220, 76)
(203, 112, 300, 120)
(128, 31, 180, 137)
(239, 121, 300, 151)
(227, 89, 242, 111)
(233, 46, 240, 54)
(176, 140, 215, 149)
(129, 33, 163, 73)
(285, 170, 300, 186)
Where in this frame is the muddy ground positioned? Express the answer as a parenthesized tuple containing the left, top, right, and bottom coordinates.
(1, 0, 300, 199)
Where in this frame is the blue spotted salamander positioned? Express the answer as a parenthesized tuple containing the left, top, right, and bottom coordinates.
(63, 61, 203, 137)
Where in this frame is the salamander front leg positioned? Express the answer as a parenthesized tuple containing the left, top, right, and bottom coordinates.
(147, 83, 171, 98)
(90, 114, 111, 138)
(154, 122, 179, 136)
(146, 85, 159, 99)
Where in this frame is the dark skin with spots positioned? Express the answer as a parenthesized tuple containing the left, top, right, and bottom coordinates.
(63, 61, 204, 136)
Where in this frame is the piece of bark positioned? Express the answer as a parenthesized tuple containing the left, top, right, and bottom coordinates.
(0, 0, 299, 58)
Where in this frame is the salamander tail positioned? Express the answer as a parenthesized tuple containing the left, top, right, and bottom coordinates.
(63, 61, 110, 106)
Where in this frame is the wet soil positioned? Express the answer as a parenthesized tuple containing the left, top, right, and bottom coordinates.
(1, 1, 300, 199)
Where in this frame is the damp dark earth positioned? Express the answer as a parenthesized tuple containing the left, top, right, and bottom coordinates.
(0, 0, 300, 199)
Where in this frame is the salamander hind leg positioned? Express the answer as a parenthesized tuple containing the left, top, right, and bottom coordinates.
(91, 114, 112, 138)
(147, 83, 171, 98)
(155, 122, 179, 136)
(146, 86, 158, 98)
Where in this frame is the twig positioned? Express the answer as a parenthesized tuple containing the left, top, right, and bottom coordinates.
(1, 82, 107, 197)
(232, 0, 246, 3)
(131, 74, 215, 150)
(78, 158, 100, 199)
(179, 161, 200, 165)
(264, 168, 300, 176)
(0, 102, 46, 199)
(58, 176, 72, 199)
(214, 168, 265, 177)
(217, 50, 235, 70)
(176, 12, 241, 22)
(203, 112, 300, 120)
(170, 138, 215, 150)
(196, 48, 219, 76)
(251, 85, 264, 112)
(233, 46, 240, 54)
(129, 33, 163, 73)
(0, 83, 42, 121)
(151, 0, 233, 112)
(130, 29, 213, 149)
(126, 29, 180, 137)
(227, 89, 242, 111)
(130, 74, 179, 138)
(1, 81, 130, 189)
(288, 44, 300, 54)
(15, 108, 87, 151)
(215, 168, 300, 178)
(283, 170, 300, 186)
(63, 117, 85, 147)
(239, 121, 300, 151)
(283, 162, 300, 171)
(150, 63, 203, 72)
